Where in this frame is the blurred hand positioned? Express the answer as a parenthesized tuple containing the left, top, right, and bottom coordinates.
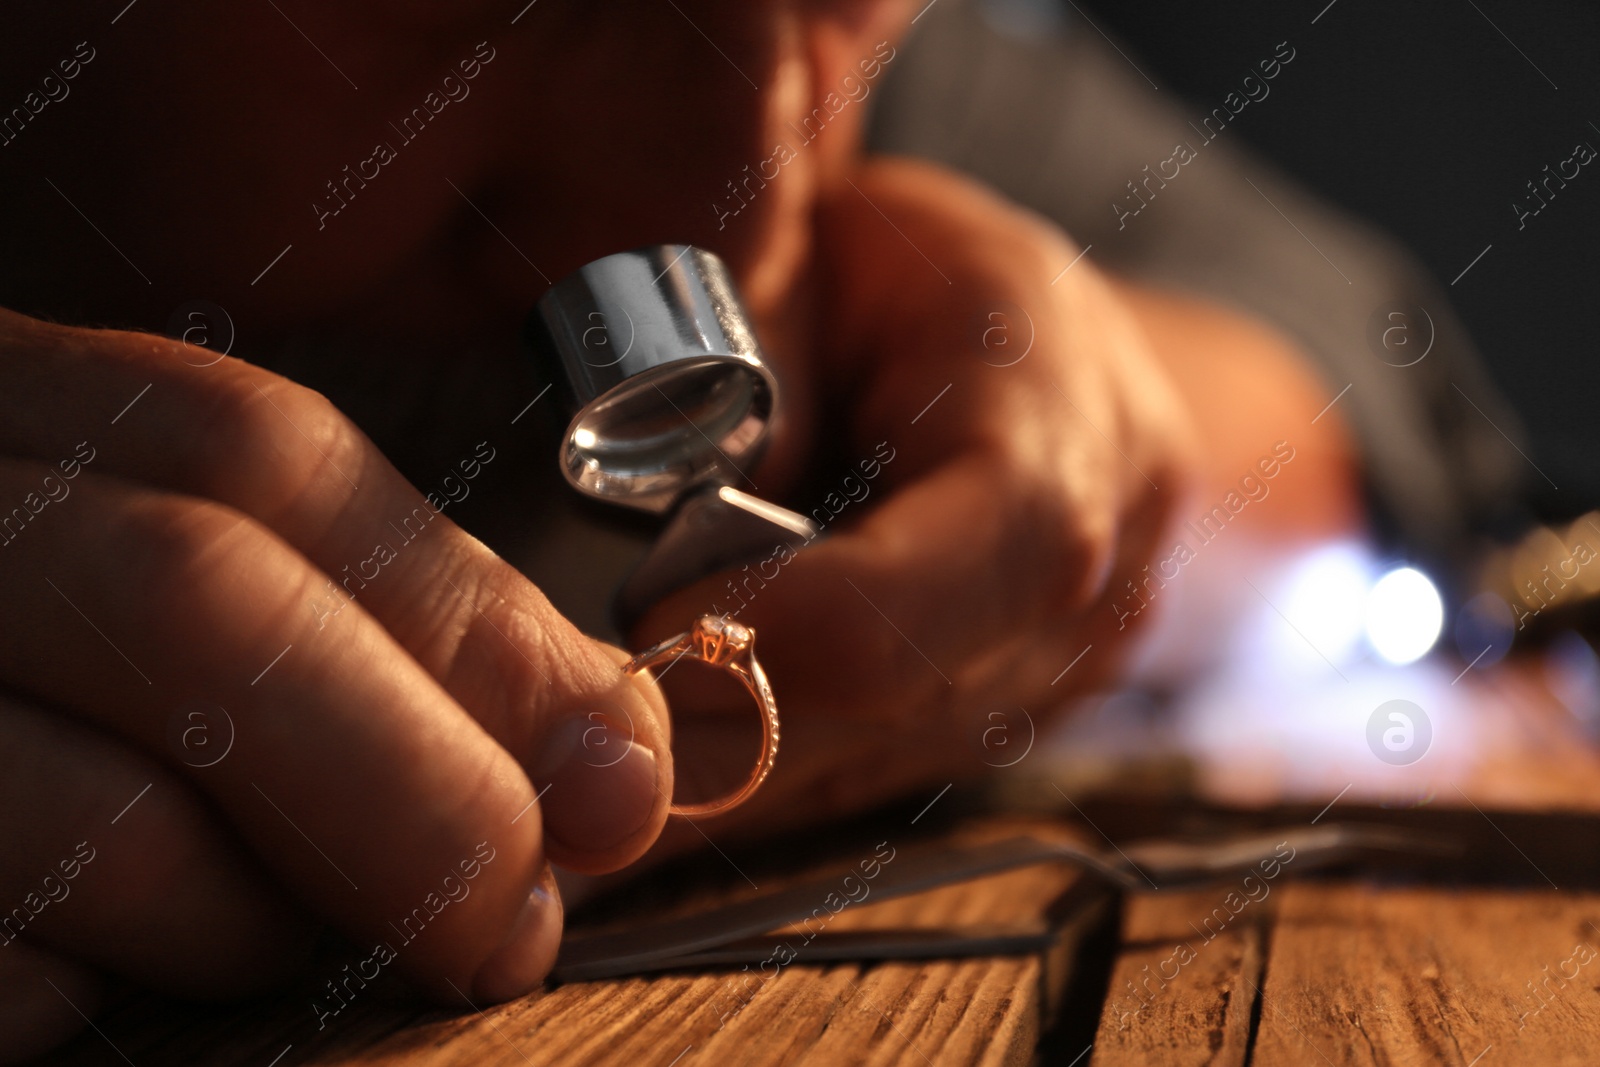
(0, 311, 673, 1060)
(641, 158, 1196, 839)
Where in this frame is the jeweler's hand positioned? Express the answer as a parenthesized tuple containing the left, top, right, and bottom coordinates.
(640, 158, 1195, 834)
(0, 310, 671, 1061)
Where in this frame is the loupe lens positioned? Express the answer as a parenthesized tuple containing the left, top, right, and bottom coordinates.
(575, 360, 757, 461)
(562, 358, 771, 508)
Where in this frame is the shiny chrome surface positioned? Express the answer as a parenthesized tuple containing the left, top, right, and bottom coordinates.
(528, 245, 776, 513)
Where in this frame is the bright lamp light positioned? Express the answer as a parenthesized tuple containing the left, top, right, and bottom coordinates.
(1366, 566, 1444, 665)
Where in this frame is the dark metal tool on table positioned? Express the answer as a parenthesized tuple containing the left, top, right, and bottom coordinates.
(554, 823, 1442, 981)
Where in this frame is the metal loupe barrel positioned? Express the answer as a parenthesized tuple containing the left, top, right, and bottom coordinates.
(527, 246, 777, 515)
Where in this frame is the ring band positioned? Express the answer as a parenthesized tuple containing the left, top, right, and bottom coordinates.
(624, 615, 779, 818)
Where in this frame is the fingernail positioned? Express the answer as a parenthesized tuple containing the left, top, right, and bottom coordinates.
(532, 713, 660, 856)
(473, 867, 563, 1003)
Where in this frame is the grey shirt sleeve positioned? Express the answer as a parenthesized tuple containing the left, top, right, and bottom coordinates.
(867, 0, 1526, 573)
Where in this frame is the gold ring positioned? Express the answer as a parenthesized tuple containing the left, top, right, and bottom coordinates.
(624, 615, 778, 818)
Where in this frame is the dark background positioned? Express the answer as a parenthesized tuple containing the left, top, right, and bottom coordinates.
(1083, 0, 1600, 518)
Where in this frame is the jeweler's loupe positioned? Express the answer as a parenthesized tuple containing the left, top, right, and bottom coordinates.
(529, 246, 778, 514)
(527, 246, 816, 625)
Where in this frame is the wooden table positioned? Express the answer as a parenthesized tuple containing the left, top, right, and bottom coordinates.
(34, 660, 1600, 1066)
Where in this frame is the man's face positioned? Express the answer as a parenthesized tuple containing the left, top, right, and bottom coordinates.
(0, 1, 905, 364)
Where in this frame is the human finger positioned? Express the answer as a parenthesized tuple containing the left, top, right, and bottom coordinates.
(0, 458, 578, 1001)
(0, 694, 312, 998)
(0, 310, 671, 872)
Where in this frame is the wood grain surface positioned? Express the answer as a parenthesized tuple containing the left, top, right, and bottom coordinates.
(32, 666, 1600, 1066)
(1252, 884, 1600, 1067)
(36, 819, 1104, 1067)
(1090, 889, 1265, 1067)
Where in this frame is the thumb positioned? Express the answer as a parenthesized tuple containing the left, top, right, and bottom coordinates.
(519, 638, 675, 874)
